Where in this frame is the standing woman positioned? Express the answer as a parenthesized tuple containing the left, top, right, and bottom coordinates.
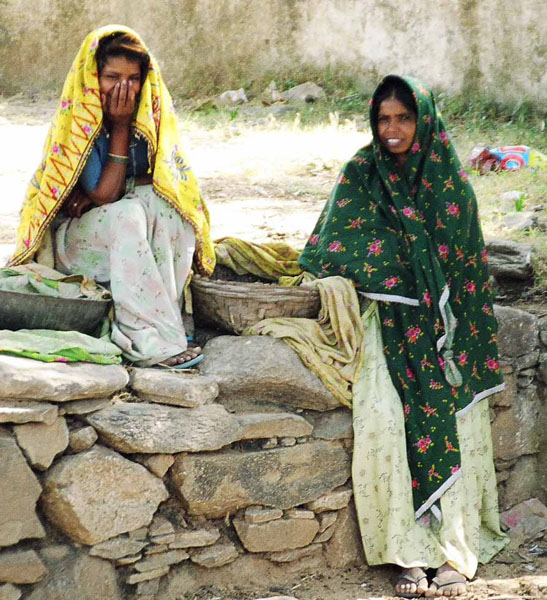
(299, 75, 508, 597)
(9, 25, 215, 367)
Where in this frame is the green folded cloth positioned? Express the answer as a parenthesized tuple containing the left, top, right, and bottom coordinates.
(0, 329, 122, 364)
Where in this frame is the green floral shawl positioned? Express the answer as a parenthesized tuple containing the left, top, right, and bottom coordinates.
(299, 75, 505, 519)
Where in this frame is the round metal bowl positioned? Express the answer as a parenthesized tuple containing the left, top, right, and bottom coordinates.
(0, 290, 111, 335)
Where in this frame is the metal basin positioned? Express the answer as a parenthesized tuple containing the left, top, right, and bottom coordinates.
(0, 290, 111, 335)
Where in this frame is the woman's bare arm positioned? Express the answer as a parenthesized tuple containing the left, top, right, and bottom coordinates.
(86, 80, 136, 206)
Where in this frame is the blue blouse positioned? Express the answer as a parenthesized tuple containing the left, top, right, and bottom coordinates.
(79, 130, 149, 194)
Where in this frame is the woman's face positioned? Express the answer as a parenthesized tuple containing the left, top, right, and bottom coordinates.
(99, 55, 142, 98)
(376, 97, 417, 165)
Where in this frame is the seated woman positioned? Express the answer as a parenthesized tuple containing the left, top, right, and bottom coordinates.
(9, 25, 215, 368)
(299, 75, 508, 597)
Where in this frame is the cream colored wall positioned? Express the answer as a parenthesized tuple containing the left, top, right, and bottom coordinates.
(1, 0, 545, 105)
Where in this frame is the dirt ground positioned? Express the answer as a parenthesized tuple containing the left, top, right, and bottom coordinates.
(1, 97, 546, 599)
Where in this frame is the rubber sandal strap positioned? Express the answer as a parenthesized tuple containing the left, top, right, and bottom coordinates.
(430, 574, 467, 589)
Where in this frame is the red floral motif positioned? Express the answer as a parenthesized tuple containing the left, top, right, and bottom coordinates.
(422, 291, 432, 307)
(382, 276, 399, 288)
(429, 379, 444, 390)
(457, 352, 468, 366)
(422, 177, 433, 192)
(428, 465, 442, 481)
(482, 303, 493, 315)
(446, 202, 460, 217)
(406, 366, 416, 380)
(458, 168, 468, 182)
(485, 356, 500, 372)
(347, 217, 365, 229)
(367, 239, 383, 257)
(481, 248, 489, 264)
(337, 174, 349, 185)
(451, 465, 460, 474)
(383, 317, 395, 327)
(388, 172, 400, 182)
(412, 478, 420, 488)
(438, 244, 449, 260)
(411, 142, 420, 154)
(430, 150, 441, 162)
(465, 280, 476, 294)
(414, 434, 433, 454)
(308, 234, 319, 246)
(336, 198, 351, 208)
(439, 130, 450, 147)
(328, 240, 345, 253)
(405, 326, 423, 343)
(444, 437, 458, 452)
(420, 404, 439, 417)
(363, 263, 378, 278)
(443, 177, 454, 192)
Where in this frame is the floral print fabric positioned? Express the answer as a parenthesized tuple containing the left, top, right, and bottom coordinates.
(299, 75, 505, 517)
(54, 186, 195, 366)
(353, 303, 508, 578)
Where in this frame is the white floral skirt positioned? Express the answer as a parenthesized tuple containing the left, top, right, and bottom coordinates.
(54, 186, 195, 366)
(352, 302, 508, 579)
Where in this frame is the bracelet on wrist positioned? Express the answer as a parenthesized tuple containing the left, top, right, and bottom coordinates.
(107, 153, 129, 165)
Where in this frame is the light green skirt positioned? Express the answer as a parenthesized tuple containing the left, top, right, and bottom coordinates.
(352, 303, 508, 579)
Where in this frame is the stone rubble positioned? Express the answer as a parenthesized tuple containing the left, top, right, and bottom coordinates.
(0, 298, 544, 598)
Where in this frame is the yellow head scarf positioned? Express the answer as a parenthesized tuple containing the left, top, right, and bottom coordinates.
(9, 24, 215, 275)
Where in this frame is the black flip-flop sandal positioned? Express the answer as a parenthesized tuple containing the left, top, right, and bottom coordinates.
(427, 574, 467, 597)
(395, 573, 428, 598)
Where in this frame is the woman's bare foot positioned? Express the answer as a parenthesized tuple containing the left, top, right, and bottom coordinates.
(395, 567, 428, 597)
(160, 344, 202, 367)
(425, 564, 467, 597)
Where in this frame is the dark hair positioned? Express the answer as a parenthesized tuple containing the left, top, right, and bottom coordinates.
(370, 76, 417, 130)
(96, 32, 150, 83)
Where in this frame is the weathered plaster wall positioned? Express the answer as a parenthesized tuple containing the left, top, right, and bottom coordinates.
(1, 0, 546, 105)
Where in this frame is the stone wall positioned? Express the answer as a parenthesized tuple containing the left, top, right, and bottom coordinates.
(1, 0, 546, 106)
(0, 305, 545, 599)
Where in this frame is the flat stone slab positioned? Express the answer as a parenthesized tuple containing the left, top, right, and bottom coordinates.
(41, 446, 168, 545)
(200, 336, 339, 411)
(305, 487, 352, 513)
(14, 417, 69, 470)
(133, 549, 189, 572)
(0, 427, 45, 546)
(238, 413, 312, 440)
(58, 398, 112, 415)
(190, 543, 239, 568)
(309, 409, 353, 440)
(172, 440, 351, 518)
(168, 528, 220, 549)
(89, 537, 147, 560)
(233, 517, 319, 552)
(129, 368, 219, 407)
(0, 355, 129, 402)
(0, 549, 47, 584)
(87, 403, 242, 454)
(0, 399, 58, 425)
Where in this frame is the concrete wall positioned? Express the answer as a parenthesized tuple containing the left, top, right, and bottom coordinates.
(1, 0, 546, 103)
